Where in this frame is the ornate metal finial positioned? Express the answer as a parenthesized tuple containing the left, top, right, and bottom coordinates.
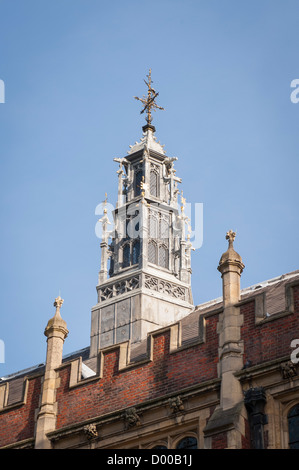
(134, 69, 164, 127)
(226, 229, 236, 248)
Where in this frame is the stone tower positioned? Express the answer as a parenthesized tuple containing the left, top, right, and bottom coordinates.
(90, 70, 195, 357)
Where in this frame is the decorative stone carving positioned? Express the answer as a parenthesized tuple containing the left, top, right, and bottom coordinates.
(144, 275, 159, 290)
(122, 407, 141, 429)
(144, 274, 186, 300)
(99, 276, 140, 302)
(83, 423, 98, 440)
(168, 396, 184, 413)
(54, 296, 64, 311)
(281, 361, 297, 380)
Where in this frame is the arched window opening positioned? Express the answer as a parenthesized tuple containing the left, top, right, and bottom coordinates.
(123, 244, 130, 268)
(176, 436, 197, 449)
(158, 245, 168, 269)
(152, 445, 167, 449)
(160, 217, 169, 240)
(288, 404, 299, 449)
(135, 170, 143, 197)
(148, 241, 157, 265)
(132, 240, 140, 265)
(150, 169, 158, 197)
(109, 256, 114, 277)
(149, 215, 158, 239)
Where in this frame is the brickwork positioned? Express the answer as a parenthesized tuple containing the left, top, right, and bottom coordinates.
(0, 375, 41, 447)
(211, 432, 228, 449)
(241, 285, 299, 367)
(56, 315, 219, 429)
(0, 279, 298, 448)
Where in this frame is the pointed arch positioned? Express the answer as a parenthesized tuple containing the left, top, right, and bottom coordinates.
(149, 213, 158, 239)
(134, 170, 142, 197)
(158, 244, 168, 269)
(150, 168, 159, 197)
(148, 240, 158, 265)
(122, 243, 130, 268)
(132, 239, 140, 265)
(288, 404, 299, 449)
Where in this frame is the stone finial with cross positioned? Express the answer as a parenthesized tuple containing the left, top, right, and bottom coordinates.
(226, 230, 236, 248)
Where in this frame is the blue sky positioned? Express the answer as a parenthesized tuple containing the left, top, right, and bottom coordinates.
(0, 0, 298, 377)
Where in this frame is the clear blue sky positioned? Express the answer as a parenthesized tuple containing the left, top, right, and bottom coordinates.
(0, 0, 298, 377)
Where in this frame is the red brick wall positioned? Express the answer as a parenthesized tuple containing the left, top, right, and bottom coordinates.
(56, 314, 219, 429)
(241, 285, 299, 367)
(242, 418, 251, 449)
(0, 375, 41, 447)
(212, 432, 227, 449)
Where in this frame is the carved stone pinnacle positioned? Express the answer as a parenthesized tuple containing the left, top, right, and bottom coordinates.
(226, 230, 236, 248)
(54, 296, 64, 311)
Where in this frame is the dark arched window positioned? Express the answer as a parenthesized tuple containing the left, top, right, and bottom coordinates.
(109, 256, 114, 277)
(153, 445, 167, 449)
(123, 244, 130, 268)
(132, 240, 140, 265)
(134, 170, 142, 197)
(176, 436, 197, 449)
(150, 169, 158, 197)
(288, 404, 299, 449)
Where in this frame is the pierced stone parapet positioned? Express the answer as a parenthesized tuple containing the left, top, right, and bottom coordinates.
(144, 274, 186, 301)
(98, 276, 140, 302)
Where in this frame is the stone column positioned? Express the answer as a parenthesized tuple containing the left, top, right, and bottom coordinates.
(35, 296, 68, 449)
(204, 231, 246, 448)
(217, 230, 245, 410)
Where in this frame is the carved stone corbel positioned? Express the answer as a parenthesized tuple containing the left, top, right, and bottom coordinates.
(281, 361, 298, 380)
(168, 396, 184, 413)
(122, 407, 141, 429)
(83, 423, 98, 440)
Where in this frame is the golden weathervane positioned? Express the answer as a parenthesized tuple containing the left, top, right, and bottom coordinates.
(134, 69, 164, 126)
